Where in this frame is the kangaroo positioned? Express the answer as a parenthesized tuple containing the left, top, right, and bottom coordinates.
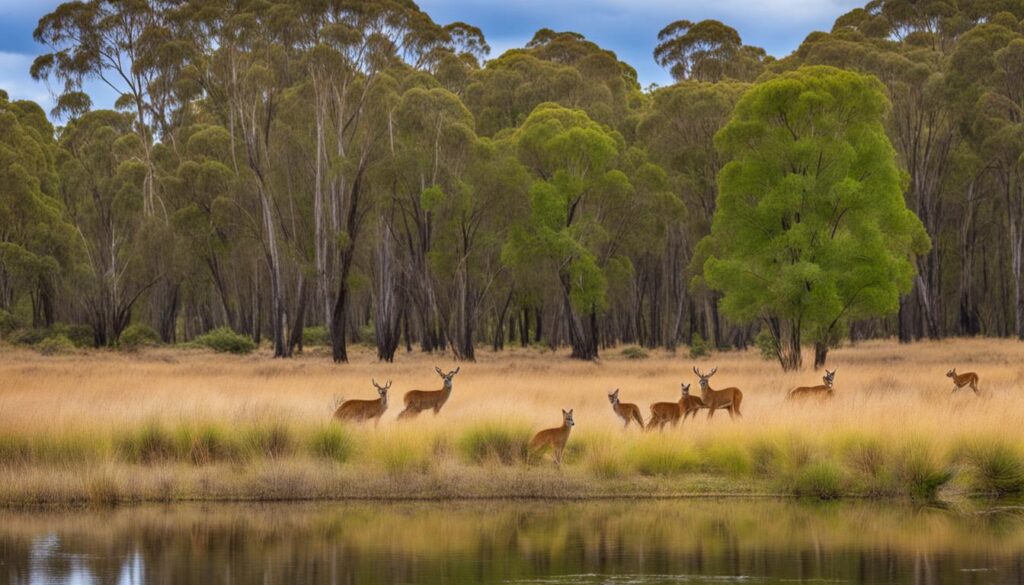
(398, 367, 459, 419)
(333, 379, 390, 425)
(947, 368, 980, 395)
(608, 389, 644, 428)
(648, 383, 704, 431)
(788, 369, 836, 399)
(693, 367, 743, 420)
(529, 409, 575, 465)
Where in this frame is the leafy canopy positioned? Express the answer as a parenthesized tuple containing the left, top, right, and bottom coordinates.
(699, 66, 930, 340)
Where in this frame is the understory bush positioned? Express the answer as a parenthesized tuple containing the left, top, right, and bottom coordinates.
(189, 327, 256, 354)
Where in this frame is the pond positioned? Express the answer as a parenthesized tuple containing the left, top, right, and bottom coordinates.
(1, 499, 1021, 584)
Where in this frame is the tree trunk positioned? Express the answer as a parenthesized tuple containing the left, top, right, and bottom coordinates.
(813, 341, 829, 369)
(286, 277, 308, 357)
(561, 277, 599, 360)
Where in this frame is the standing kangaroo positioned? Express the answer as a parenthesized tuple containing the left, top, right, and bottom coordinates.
(398, 367, 460, 419)
(680, 382, 706, 421)
(608, 389, 644, 428)
(333, 379, 390, 425)
(529, 409, 575, 465)
(694, 367, 743, 420)
(788, 369, 836, 399)
(947, 368, 980, 395)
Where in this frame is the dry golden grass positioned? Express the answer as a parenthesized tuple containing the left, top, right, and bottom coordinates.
(1, 337, 1023, 503)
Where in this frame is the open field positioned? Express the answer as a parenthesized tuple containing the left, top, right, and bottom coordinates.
(1, 338, 1024, 505)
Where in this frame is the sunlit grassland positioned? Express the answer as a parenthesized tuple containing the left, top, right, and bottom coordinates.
(1, 338, 1023, 504)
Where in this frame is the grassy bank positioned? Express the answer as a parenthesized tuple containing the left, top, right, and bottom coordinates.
(1, 338, 1023, 504)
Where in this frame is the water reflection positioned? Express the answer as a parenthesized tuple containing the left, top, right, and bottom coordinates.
(2, 500, 1024, 584)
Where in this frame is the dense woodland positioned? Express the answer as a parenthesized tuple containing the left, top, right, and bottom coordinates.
(1, 0, 1024, 369)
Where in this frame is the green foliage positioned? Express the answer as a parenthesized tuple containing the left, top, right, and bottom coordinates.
(688, 332, 710, 358)
(456, 422, 532, 465)
(754, 329, 778, 361)
(700, 66, 930, 368)
(0, 310, 25, 338)
(302, 326, 330, 347)
(190, 327, 256, 354)
(119, 323, 161, 351)
(791, 460, 845, 499)
(307, 425, 354, 463)
(36, 334, 76, 356)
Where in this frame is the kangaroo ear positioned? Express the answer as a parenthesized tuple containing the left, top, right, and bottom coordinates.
(453, 367, 460, 375)
(568, 409, 574, 415)
(562, 409, 568, 416)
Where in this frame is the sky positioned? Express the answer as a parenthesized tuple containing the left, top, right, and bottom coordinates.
(0, 0, 863, 115)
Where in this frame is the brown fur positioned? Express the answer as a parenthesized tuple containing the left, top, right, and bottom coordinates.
(694, 367, 743, 420)
(529, 409, 574, 465)
(788, 369, 836, 400)
(947, 368, 980, 395)
(333, 379, 390, 424)
(608, 389, 644, 428)
(398, 367, 459, 419)
(647, 383, 704, 431)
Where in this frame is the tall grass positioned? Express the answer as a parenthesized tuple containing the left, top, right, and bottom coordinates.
(1, 338, 1023, 502)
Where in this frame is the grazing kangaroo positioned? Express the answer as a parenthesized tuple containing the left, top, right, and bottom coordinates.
(788, 369, 836, 399)
(333, 379, 390, 425)
(947, 368, 980, 395)
(529, 409, 575, 465)
(608, 389, 644, 428)
(693, 367, 743, 420)
(648, 383, 706, 430)
(398, 367, 460, 419)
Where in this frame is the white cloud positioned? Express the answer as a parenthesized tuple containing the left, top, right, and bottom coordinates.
(0, 52, 53, 110)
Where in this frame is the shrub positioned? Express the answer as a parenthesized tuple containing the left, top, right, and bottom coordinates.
(754, 329, 778, 361)
(0, 310, 24, 338)
(791, 460, 844, 499)
(357, 323, 376, 346)
(457, 422, 531, 465)
(36, 334, 76, 356)
(893, 441, 952, 500)
(244, 423, 294, 458)
(119, 323, 161, 351)
(957, 440, 1024, 496)
(302, 325, 330, 347)
(621, 346, 649, 360)
(52, 323, 95, 347)
(191, 327, 256, 354)
(12, 328, 49, 346)
(306, 425, 354, 463)
(688, 332, 710, 359)
(117, 423, 180, 464)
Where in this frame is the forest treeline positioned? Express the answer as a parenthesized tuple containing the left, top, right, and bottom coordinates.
(1, 0, 1023, 367)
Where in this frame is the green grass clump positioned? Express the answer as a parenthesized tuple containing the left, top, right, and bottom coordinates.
(306, 424, 354, 463)
(176, 423, 245, 465)
(189, 327, 256, 354)
(893, 441, 952, 500)
(244, 422, 294, 458)
(116, 423, 181, 464)
(791, 460, 845, 499)
(360, 430, 442, 475)
(621, 346, 649, 360)
(632, 440, 700, 476)
(955, 439, 1024, 496)
(700, 442, 753, 477)
(302, 326, 330, 347)
(457, 422, 531, 465)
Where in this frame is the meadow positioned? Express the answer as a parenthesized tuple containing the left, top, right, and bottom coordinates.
(1, 338, 1023, 505)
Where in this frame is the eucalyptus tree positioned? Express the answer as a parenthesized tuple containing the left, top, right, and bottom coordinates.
(505, 103, 677, 360)
(699, 67, 929, 370)
(0, 91, 79, 328)
(654, 20, 768, 83)
(57, 110, 158, 346)
(949, 20, 1024, 338)
(637, 81, 747, 347)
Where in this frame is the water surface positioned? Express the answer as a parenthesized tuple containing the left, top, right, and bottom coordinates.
(2, 499, 1022, 584)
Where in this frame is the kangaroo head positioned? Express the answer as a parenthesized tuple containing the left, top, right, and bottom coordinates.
(946, 368, 956, 378)
(372, 378, 391, 403)
(562, 408, 575, 427)
(608, 389, 619, 405)
(693, 366, 717, 390)
(824, 369, 836, 388)
(680, 383, 691, 397)
(435, 366, 460, 389)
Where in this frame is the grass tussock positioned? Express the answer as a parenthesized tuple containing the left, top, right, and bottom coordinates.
(1, 338, 1024, 503)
